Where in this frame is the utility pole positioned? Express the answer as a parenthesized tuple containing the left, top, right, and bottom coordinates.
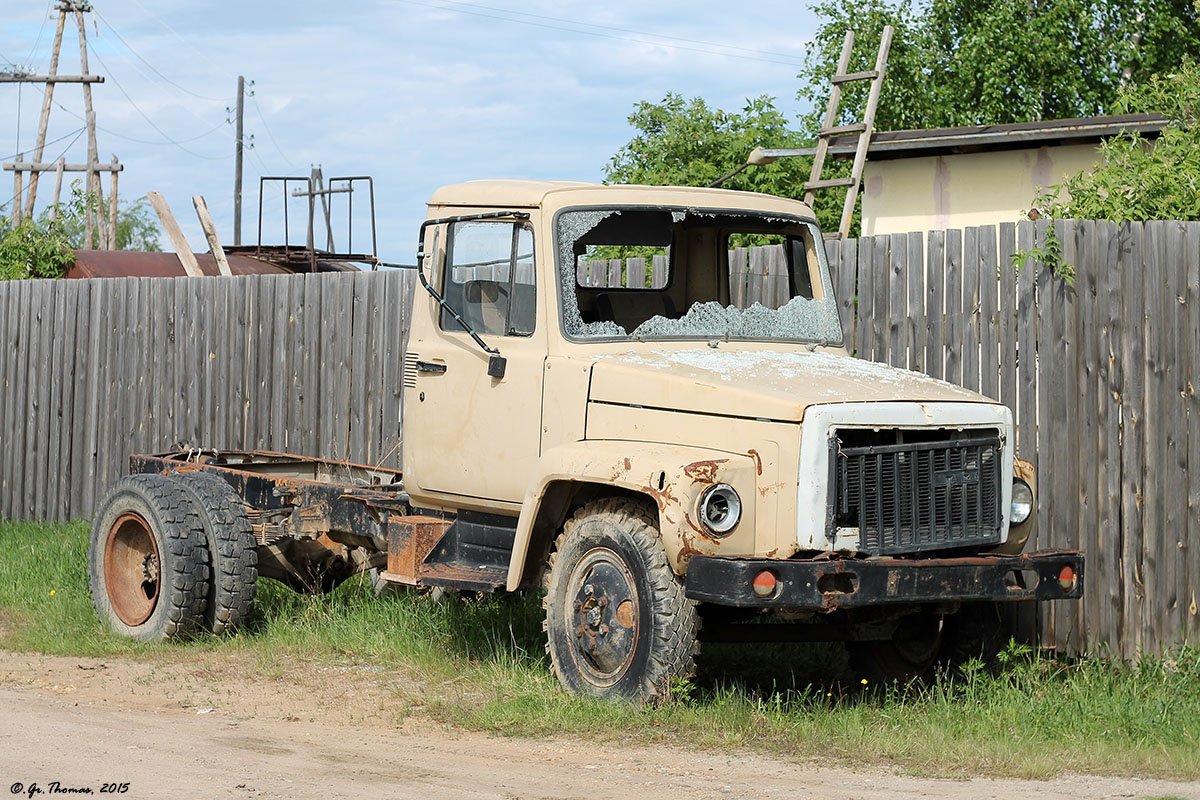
(233, 75, 245, 245)
(1, 1, 122, 248)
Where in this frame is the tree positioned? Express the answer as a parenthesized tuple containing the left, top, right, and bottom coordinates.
(0, 186, 163, 280)
(1035, 60, 1200, 222)
(796, 0, 1200, 133)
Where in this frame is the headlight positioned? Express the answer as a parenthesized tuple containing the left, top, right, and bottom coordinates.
(698, 483, 741, 535)
(1010, 479, 1033, 525)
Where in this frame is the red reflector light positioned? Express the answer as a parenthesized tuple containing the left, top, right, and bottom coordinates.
(752, 570, 777, 598)
(1058, 565, 1077, 591)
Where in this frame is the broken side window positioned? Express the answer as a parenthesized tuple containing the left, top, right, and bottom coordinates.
(556, 208, 842, 344)
(441, 220, 536, 337)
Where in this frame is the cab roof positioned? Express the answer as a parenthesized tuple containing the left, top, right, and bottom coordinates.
(428, 179, 816, 218)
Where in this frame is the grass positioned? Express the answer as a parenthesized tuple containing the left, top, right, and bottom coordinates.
(3, 519, 1199, 781)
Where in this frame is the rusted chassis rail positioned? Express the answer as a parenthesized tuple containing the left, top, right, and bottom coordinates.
(685, 550, 1084, 611)
(131, 451, 411, 593)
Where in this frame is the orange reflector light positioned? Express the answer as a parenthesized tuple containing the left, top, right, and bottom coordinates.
(1058, 565, 1077, 591)
(752, 570, 777, 598)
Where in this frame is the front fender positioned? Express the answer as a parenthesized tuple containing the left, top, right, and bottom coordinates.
(505, 440, 759, 590)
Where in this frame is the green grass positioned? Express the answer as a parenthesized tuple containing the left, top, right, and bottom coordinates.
(3, 519, 1199, 781)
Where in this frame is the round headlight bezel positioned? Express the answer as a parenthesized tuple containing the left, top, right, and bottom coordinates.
(1010, 479, 1034, 525)
(698, 483, 741, 536)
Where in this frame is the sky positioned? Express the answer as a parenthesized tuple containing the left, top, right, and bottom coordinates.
(1, 1, 821, 261)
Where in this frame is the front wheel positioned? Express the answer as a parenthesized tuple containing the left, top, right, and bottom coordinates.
(847, 603, 1004, 685)
(542, 498, 699, 702)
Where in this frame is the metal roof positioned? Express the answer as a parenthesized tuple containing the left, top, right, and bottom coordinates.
(768, 113, 1168, 161)
(66, 250, 291, 279)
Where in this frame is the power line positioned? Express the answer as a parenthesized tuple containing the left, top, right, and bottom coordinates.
(23, 82, 230, 146)
(1, 125, 86, 163)
(250, 94, 298, 171)
(1, 125, 85, 213)
(125, 0, 228, 75)
(391, 0, 809, 67)
(436, 0, 809, 64)
(90, 6, 229, 103)
(84, 41, 231, 161)
(24, 2, 53, 66)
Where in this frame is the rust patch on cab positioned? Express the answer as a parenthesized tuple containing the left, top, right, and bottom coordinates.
(683, 459, 727, 484)
(747, 449, 763, 476)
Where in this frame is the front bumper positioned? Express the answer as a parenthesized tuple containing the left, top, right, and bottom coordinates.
(684, 550, 1084, 610)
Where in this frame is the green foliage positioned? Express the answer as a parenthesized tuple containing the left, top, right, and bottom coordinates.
(797, 0, 1200, 132)
(53, 195, 163, 253)
(1035, 61, 1200, 222)
(605, 94, 807, 193)
(602, 93, 849, 231)
(0, 186, 163, 281)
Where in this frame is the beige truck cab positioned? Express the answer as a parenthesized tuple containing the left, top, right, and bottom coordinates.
(94, 180, 1082, 702)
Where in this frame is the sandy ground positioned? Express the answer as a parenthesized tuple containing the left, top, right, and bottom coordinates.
(0, 649, 1197, 800)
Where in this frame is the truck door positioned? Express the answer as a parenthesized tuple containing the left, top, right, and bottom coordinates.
(403, 217, 543, 504)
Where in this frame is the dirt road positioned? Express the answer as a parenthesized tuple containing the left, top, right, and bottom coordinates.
(0, 650, 1196, 800)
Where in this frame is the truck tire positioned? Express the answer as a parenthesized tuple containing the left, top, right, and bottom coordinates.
(848, 603, 1004, 685)
(178, 472, 258, 634)
(88, 474, 209, 641)
(542, 497, 700, 702)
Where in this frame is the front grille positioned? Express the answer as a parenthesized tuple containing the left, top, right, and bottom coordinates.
(828, 428, 1003, 555)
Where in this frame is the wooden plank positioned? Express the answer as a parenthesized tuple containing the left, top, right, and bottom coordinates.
(240, 277, 260, 450)
(250, 277, 272, 450)
(925, 230, 945, 381)
(332, 276, 354, 459)
(888, 233, 906, 369)
(871, 235, 889, 364)
(271, 276, 292, 451)
(44, 284, 67, 521)
(961, 227, 981, 392)
(186, 277, 205, 449)
(626, 257, 647, 290)
(60, 281, 87, 520)
(0, 283, 16, 515)
(586, 259, 605, 288)
(979, 225, 999, 401)
(80, 280, 104, 515)
(855, 237, 874, 359)
(146, 280, 166, 453)
(207, 278, 227, 450)
(1094, 221, 1122, 655)
(771, 246, 789, 309)
(729, 248, 747, 306)
(318, 277, 340, 455)
(1033, 219, 1056, 647)
(1075, 220, 1100, 653)
(1142, 221, 1167, 655)
(146, 191, 204, 276)
(1013, 221, 1038, 643)
(998, 223, 1018, 415)
(350, 272, 371, 463)
(1164, 221, 1189, 651)
(607, 259, 622, 289)
(54, 281, 79, 520)
(303, 274, 324, 456)
(944, 229, 963, 386)
(1186, 222, 1200, 647)
(8, 279, 30, 516)
(226, 277, 247, 451)
(651, 255, 667, 289)
(397, 270, 417, 468)
(95, 281, 121, 500)
(25, 281, 49, 519)
(192, 195, 232, 275)
(1054, 220, 1080, 653)
(835, 238, 858, 346)
(366, 272, 386, 465)
(378, 271, 401, 470)
(1118, 221, 1146, 657)
(747, 247, 765, 307)
(905, 232, 924, 374)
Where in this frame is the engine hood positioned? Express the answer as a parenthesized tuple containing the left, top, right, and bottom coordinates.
(587, 348, 987, 421)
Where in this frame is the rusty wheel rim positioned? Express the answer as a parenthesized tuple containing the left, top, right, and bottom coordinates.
(103, 512, 160, 626)
(567, 548, 640, 687)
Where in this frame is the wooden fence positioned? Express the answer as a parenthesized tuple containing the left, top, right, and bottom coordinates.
(0, 270, 413, 526)
(1, 218, 1197, 657)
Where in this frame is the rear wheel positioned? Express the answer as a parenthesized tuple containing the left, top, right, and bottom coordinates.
(88, 474, 209, 641)
(848, 603, 1004, 685)
(542, 498, 699, 702)
(178, 472, 258, 634)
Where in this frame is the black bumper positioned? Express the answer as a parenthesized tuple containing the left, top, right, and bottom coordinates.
(684, 550, 1084, 610)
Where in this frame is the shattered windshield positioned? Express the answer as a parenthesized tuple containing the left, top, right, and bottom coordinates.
(556, 207, 842, 344)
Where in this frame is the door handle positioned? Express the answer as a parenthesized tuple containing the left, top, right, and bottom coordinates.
(415, 360, 447, 374)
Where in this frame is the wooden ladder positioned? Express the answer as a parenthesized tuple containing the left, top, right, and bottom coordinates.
(804, 25, 894, 240)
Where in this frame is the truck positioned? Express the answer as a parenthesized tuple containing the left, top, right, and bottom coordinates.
(87, 180, 1083, 700)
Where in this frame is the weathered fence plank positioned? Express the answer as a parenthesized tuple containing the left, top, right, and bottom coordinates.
(926, 230, 945, 381)
(888, 233, 906, 369)
(979, 225, 998, 401)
